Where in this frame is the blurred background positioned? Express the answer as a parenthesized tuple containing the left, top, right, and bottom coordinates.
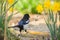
(0, 0, 60, 40)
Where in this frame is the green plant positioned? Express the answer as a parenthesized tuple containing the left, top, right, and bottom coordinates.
(57, 25, 60, 40)
(44, 10, 60, 40)
(15, 0, 42, 14)
(0, 0, 21, 40)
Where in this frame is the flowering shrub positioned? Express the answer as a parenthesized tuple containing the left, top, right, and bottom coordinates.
(44, 1, 50, 9)
(8, 0, 14, 4)
(51, 2, 60, 11)
(36, 4, 43, 13)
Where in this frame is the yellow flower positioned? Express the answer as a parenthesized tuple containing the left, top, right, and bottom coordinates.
(9, 7, 13, 12)
(44, 1, 50, 9)
(58, 3, 60, 11)
(36, 4, 43, 13)
(8, 0, 14, 4)
(51, 2, 60, 11)
(58, 8, 60, 11)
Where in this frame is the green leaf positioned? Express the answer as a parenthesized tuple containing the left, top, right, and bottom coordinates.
(55, 14, 57, 24)
(58, 25, 60, 33)
(57, 26, 60, 40)
(51, 11, 54, 22)
(0, 16, 5, 30)
(7, 14, 13, 23)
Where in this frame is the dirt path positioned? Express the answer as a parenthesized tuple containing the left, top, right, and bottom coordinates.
(9, 14, 50, 40)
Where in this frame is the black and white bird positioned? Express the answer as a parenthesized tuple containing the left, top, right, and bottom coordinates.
(8, 14, 30, 33)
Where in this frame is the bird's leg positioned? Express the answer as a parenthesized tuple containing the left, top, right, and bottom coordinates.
(18, 29, 22, 37)
(24, 29, 28, 33)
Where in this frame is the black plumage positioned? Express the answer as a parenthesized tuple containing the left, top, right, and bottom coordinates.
(9, 14, 30, 33)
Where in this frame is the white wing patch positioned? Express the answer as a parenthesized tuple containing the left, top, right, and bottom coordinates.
(26, 20, 29, 23)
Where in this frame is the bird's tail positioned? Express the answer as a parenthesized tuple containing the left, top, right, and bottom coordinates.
(8, 25, 19, 28)
(8, 27, 15, 28)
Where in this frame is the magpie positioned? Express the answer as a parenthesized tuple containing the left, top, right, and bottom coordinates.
(8, 14, 30, 33)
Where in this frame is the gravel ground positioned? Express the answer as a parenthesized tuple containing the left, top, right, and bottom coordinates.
(9, 14, 50, 40)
